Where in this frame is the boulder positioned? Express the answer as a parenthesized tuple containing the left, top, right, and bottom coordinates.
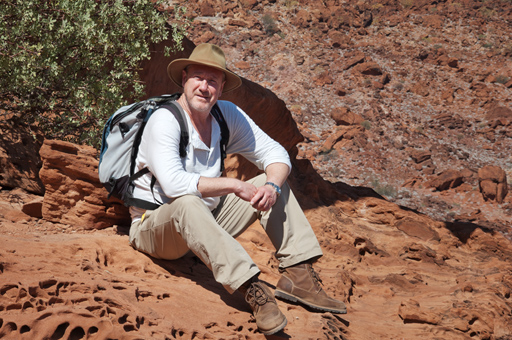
(39, 140, 130, 229)
(478, 165, 508, 203)
(321, 125, 365, 152)
(293, 9, 311, 28)
(331, 107, 364, 126)
(426, 169, 463, 191)
(328, 30, 351, 48)
(411, 82, 430, 97)
(343, 52, 365, 70)
(353, 62, 383, 76)
(407, 148, 432, 164)
(486, 106, 512, 126)
(21, 196, 44, 219)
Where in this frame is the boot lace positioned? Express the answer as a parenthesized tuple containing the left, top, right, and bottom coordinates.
(246, 282, 271, 306)
(307, 264, 324, 288)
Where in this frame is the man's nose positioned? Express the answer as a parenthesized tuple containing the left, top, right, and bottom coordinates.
(199, 79, 209, 90)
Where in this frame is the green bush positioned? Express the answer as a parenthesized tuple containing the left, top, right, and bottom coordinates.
(262, 14, 280, 35)
(0, 0, 187, 148)
(370, 178, 398, 198)
(496, 75, 510, 84)
(361, 120, 372, 130)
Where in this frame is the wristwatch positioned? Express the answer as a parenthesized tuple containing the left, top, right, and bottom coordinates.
(265, 182, 281, 196)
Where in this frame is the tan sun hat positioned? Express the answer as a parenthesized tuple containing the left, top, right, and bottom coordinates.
(167, 43, 242, 93)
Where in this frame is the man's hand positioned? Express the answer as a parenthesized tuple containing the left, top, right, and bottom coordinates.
(250, 184, 278, 211)
(234, 180, 258, 202)
(197, 162, 289, 212)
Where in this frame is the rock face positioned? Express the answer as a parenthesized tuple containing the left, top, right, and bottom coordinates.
(39, 140, 129, 229)
(478, 165, 508, 203)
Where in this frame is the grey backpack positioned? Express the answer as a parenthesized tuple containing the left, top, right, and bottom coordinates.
(98, 93, 229, 210)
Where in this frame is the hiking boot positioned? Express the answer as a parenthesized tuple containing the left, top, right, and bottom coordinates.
(239, 280, 287, 335)
(275, 263, 347, 314)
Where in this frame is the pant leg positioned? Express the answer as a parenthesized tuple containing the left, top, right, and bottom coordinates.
(129, 195, 260, 293)
(214, 174, 323, 269)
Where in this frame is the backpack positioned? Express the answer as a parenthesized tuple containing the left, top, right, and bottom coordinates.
(98, 93, 230, 210)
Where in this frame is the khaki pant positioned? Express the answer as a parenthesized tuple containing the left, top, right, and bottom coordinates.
(129, 174, 323, 293)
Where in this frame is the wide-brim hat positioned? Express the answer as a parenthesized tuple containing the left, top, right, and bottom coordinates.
(167, 43, 242, 93)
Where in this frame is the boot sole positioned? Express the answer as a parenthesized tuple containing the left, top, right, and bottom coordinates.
(260, 317, 288, 336)
(275, 290, 347, 314)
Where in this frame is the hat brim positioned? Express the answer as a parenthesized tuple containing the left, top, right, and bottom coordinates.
(167, 59, 242, 93)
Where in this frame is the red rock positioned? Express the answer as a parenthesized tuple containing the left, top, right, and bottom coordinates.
(198, 0, 216, 16)
(395, 219, 440, 241)
(399, 242, 443, 264)
(441, 88, 455, 102)
(234, 60, 251, 70)
(353, 62, 383, 76)
(426, 169, 463, 191)
(470, 82, 491, 97)
(335, 87, 348, 96)
(455, 182, 473, 193)
(313, 71, 334, 86)
(486, 106, 512, 121)
(411, 82, 430, 96)
(239, 0, 257, 9)
(322, 127, 346, 151)
(407, 148, 432, 163)
(21, 196, 44, 219)
(4, 209, 32, 223)
(478, 165, 508, 203)
(343, 53, 365, 70)
(424, 14, 444, 28)
(227, 18, 246, 27)
(293, 9, 311, 28)
(328, 30, 351, 48)
(402, 177, 423, 188)
(331, 107, 364, 126)
(398, 299, 441, 325)
(39, 140, 130, 229)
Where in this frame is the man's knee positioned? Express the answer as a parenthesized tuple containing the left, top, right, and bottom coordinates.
(155, 195, 209, 221)
(171, 195, 205, 210)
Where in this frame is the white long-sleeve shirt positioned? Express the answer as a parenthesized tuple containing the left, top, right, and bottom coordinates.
(129, 100, 291, 222)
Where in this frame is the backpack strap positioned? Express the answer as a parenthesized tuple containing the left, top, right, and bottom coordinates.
(125, 101, 186, 210)
(211, 103, 230, 172)
(160, 101, 189, 158)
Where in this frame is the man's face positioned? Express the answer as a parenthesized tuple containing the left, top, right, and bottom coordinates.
(181, 64, 225, 115)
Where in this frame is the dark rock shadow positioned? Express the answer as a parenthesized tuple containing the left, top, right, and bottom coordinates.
(445, 220, 494, 244)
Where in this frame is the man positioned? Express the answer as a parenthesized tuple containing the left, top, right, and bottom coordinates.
(128, 43, 346, 335)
